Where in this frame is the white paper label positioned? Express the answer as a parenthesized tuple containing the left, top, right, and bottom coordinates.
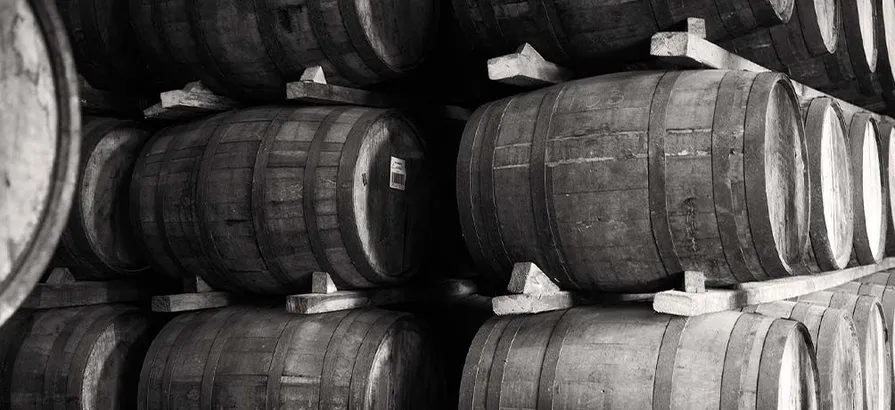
(389, 157, 406, 190)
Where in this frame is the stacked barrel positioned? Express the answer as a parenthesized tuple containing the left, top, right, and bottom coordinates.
(7, 0, 895, 409)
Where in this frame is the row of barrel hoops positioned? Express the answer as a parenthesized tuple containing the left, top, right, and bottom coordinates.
(5, 0, 895, 408)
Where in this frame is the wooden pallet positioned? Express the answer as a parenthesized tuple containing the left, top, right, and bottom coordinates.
(22, 268, 148, 309)
(286, 272, 478, 314)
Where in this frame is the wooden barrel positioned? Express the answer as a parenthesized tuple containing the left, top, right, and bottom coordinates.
(458, 70, 810, 293)
(54, 0, 163, 93)
(0, 304, 158, 409)
(138, 307, 440, 409)
(452, 0, 794, 67)
(0, 0, 80, 326)
(873, 0, 895, 107)
(880, 119, 895, 256)
(131, 0, 439, 101)
(723, 0, 839, 71)
(788, 0, 879, 104)
(128, 0, 199, 90)
(847, 114, 888, 265)
(743, 301, 863, 409)
(132, 106, 429, 294)
(801, 98, 854, 272)
(460, 306, 819, 409)
(55, 118, 151, 280)
(835, 278, 895, 406)
(797, 291, 892, 410)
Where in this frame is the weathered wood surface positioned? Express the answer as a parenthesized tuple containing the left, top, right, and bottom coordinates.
(150, 292, 230, 313)
(459, 70, 809, 294)
(0, 304, 157, 409)
(486, 43, 572, 87)
(848, 114, 888, 265)
(138, 307, 441, 409)
(722, 0, 839, 71)
(744, 301, 863, 410)
(22, 279, 146, 309)
(800, 98, 855, 272)
(130, 0, 438, 101)
(286, 279, 478, 314)
(54, 118, 151, 279)
(453, 0, 793, 67)
(133, 106, 429, 294)
(143, 82, 242, 120)
(460, 306, 819, 409)
(491, 262, 576, 315)
(797, 291, 892, 410)
(654, 257, 895, 316)
(0, 0, 80, 327)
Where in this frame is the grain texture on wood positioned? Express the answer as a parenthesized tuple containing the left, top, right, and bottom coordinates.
(22, 280, 146, 309)
(55, 118, 150, 279)
(744, 301, 864, 410)
(132, 106, 429, 294)
(0, 305, 158, 410)
(0, 0, 80, 327)
(797, 291, 892, 410)
(848, 114, 888, 265)
(801, 98, 854, 272)
(452, 0, 794, 67)
(459, 306, 819, 410)
(458, 70, 809, 293)
(137, 307, 441, 409)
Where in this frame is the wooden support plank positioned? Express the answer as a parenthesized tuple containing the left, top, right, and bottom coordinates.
(650, 31, 769, 72)
(286, 279, 477, 314)
(143, 82, 241, 120)
(151, 292, 231, 312)
(487, 43, 572, 87)
(285, 81, 397, 107)
(311, 272, 338, 294)
(654, 258, 895, 316)
(22, 280, 147, 309)
(684, 271, 706, 293)
(492, 262, 579, 315)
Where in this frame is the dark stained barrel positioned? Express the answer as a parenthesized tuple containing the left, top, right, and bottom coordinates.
(130, 0, 439, 101)
(872, 0, 895, 109)
(801, 98, 854, 272)
(54, 0, 165, 93)
(0, 305, 158, 410)
(797, 291, 892, 410)
(0, 0, 80, 326)
(452, 0, 794, 66)
(132, 106, 429, 294)
(55, 118, 150, 280)
(138, 307, 440, 410)
(458, 70, 810, 293)
(744, 301, 863, 410)
(461, 307, 820, 409)
(788, 0, 879, 105)
(723, 0, 839, 71)
(128, 0, 199, 90)
(847, 114, 888, 265)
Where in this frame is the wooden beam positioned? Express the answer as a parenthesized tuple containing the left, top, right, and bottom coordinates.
(286, 279, 477, 314)
(22, 280, 147, 309)
(654, 258, 895, 316)
(151, 292, 231, 313)
(492, 262, 579, 315)
(650, 31, 769, 72)
(144, 82, 241, 120)
(487, 43, 572, 87)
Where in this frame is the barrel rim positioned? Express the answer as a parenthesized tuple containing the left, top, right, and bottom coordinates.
(744, 72, 810, 277)
(849, 114, 887, 265)
(759, 319, 821, 409)
(798, 0, 840, 55)
(842, 0, 879, 78)
(0, 0, 80, 327)
(804, 97, 854, 270)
